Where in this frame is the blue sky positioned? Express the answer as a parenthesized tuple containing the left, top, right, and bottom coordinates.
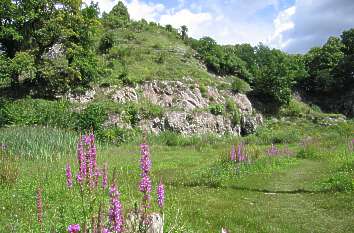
(87, 0, 354, 53)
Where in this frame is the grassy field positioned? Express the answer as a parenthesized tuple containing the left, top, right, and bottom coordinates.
(0, 120, 353, 233)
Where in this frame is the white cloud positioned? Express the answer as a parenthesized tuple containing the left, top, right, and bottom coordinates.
(268, 6, 296, 49)
(86, 0, 354, 53)
(159, 9, 213, 35)
(271, 0, 354, 53)
(124, 0, 165, 21)
(87, 0, 278, 46)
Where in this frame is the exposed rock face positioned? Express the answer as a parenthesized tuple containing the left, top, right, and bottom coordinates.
(67, 89, 96, 104)
(241, 113, 263, 135)
(70, 80, 262, 136)
(42, 43, 65, 60)
(142, 80, 208, 110)
(164, 111, 241, 135)
(112, 87, 138, 103)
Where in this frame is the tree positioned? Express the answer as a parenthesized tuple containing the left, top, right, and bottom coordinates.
(180, 25, 188, 40)
(341, 28, 354, 55)
(102, 1, 130, 29)
(304, 36, 345, 92)
(165, 24, 173, 32)
(252, 44, 297, 106)
(0, 0, 101, 94)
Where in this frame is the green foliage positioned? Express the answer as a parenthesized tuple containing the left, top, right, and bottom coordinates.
(76, 103, 107, 132)
(98, 127, 137, 145)
(252, 44, 298, 106)
(341, 28, 354, 55)
(301, 32, 354, 96)
(225, 98, 241, 125)
(192, 37, 252, 81)
(0, 55, 10, 84)
(9, 52, 36, 83)
(1, 98, 74, 128)
(180, 25, 188, 40)
(99, 31, 115, 53)
(0, 126, 77, 159)
(231, 77, 251, 93)
(209, 104, 224, 115)
(0, 0, 100, 95)
(0, 149, 19, 186)
(199, 84, 208, 98)
(102, 1, 130, 29)
(321, 161, 354, 192)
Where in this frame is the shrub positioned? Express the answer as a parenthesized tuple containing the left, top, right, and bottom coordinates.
(231, 77, 251, 94)
(1, 98, 74, 128)
(199, 84, 208, 98)
(139, 101, 164, 119)
(98, 127, 137, 145)
(76, 103, 107, 132)
(209, 104, 224, 115)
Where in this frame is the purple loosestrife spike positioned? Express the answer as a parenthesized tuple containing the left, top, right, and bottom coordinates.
(76, 173, 83, 184)
(230, 145, 236, 161)
(140, 143, 151, 175)
(103, 228, 110, 233)
(66, 163, 73, 188)
(67, 224, 80, 233)
(36, 187, 43, 226)
(139, 174, 152, 193)
(157, 180, 165, 209)
(102, 163, 108, 189)
(109, 184, 124, 233)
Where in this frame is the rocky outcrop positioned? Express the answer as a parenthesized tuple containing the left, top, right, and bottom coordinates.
(142, 80, 208, 110)
(164, 111, 241, 135)
(112, 87, 138, 103)
(69, 80, 263, 136)
(241, 113, 263, 135)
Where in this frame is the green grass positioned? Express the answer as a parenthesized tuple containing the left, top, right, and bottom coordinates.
(0, 120, 353, 232)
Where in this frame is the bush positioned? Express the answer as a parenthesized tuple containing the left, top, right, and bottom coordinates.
(209, 104, 224, 115)
(1, 98, 74, 128)
(139, 101, 164, 119)
(98, 127, 137, 145)
(231, 77, 251, 94)
(76, 104, 107, 132)
(199, 84, 208, 98)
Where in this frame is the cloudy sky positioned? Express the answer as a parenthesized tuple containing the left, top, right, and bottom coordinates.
(86, 0, 354, 54)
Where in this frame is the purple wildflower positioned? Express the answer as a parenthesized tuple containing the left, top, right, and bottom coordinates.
(36, 187, 43, 226)
(102, 163, 108, 189)
(103, 228, 110, 233)
(230, 145, 236, 161)
(66, 163, 73, 188)
(67, 224, 80, 233)
(157, 180, 165, 209)
(140, 143, 151, 175)
(267, 144, 278, 156)
(139, 174, 152, 193)
(76, 173, 83, 184)
(236, 143, 246, 162)
(109, 184, 124, 233)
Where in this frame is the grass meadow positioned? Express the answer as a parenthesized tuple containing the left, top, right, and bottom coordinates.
(0, 119, 353, 233)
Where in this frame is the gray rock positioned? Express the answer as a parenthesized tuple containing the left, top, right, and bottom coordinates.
(112, 87, 138, 103)
(42, 43, 65, 60)
(103, 114, 132, 129)
(164, 111, 241, 136)
(142, 81, 208, 111)
(241, 113, 263, 135)
(67, 89, 96, 104)
(126, 211, 163, 233)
